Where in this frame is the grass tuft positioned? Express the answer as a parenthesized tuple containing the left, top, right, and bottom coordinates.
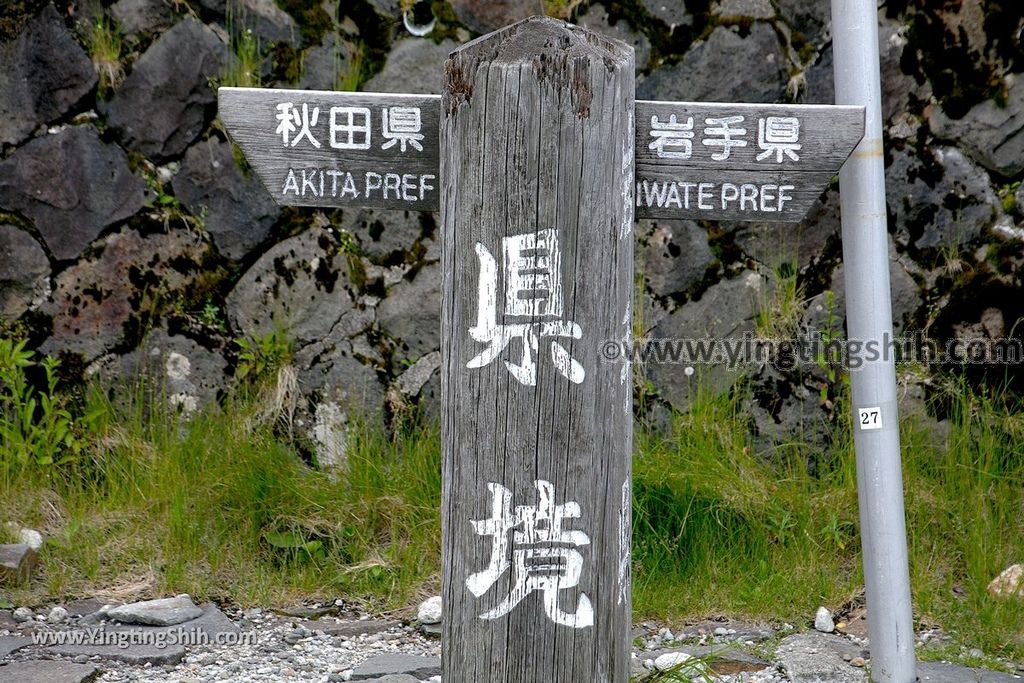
(84, 15, 124, 95)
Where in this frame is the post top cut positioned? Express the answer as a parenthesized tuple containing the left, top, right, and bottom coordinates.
(447, 15, 633, 67)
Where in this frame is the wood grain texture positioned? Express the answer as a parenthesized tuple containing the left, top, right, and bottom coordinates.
(634, 101, 865, 172)
(218, 88, 440, 211)
(440, 17, 634, 683)
(220, 88, 864, 222)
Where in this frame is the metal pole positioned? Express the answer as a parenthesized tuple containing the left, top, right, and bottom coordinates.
(830, 1, 917, 682)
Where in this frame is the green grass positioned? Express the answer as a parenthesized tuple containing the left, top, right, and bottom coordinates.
(0, 360, 1021, 659)
(1, 379, 442, 611)
(223, 27, 263, 88)
(83, 14, 124, 95)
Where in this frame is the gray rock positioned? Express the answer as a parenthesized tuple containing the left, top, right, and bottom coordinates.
(364, 39, 458, 94)
(647, 271, 767, 410)
(394, 351, 440, 399)
(299, 617, 400, 637)
(223, 0, 298, 46)
(0, 5, 97, 146)
(416, 596, 441, 624)
(417, 361, 442, 424)
(886, 145, 999, 253)
(227, 226, 358, 347)
(916, 661, 1024, 682)
(350, 654, 441, 680)
(734, 188, 841, 271)
(805, 19, 921, 123)
(776, 0, 830, 46)
(299, 348, 385, 425)
(776, 632, 866, 682)
(351, 209, 430, 264)
(364, 0, 401, 19)
(927, 76, 1024, 177)
(11, 607, 33, 623)
(172, 136, 280, 260)
(671, 618, 776, 642)
(170, 602, 239, 638)
(877, 19, 923, 123)
(48, 640, 185, 666)
(377, 262, 441, 360)
(0, 225, 49, 322)
(101, 17, 228, 159)
(638, 24, 787, 104)
(62, 598, 107, 618)
(107, 594, 203, 626)
(94, 327, 228, 413)
(447, 0, 542, 34)
(829, 242, 920, 336)
(813, 606, 835, 633)
(0, 126, 149, 261)
(641, 0, 689, 28)
(713, 0, 774, 19)
(1016, 182, 1024, 216)
(577, 5, 651, 72)
(41, 228, 210, 360)
(0, 545, 37, 584)
(747, 369, 830, 449)
(641, 219, 715, 300)
(299, 33, 354, 91)
(15, 528, 42, 551)
(0, 661, 99, 683)
(354, 676, 420, 683)
(802, 47, 834, 105)
(0, 634, 32, 658)
(110, 0, 175, 35)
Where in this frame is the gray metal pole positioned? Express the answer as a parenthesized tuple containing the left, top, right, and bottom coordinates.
(830, 1, 917, 682)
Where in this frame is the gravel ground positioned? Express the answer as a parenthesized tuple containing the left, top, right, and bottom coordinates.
(2, 598, 1022, 682)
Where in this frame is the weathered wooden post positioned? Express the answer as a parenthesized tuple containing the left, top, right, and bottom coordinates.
(218, 17, 866, 681)
(439, 18, 635, 681)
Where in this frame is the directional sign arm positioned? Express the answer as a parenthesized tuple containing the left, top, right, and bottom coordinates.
(219, 87, 864, 222)
(219, 87, 441, 211)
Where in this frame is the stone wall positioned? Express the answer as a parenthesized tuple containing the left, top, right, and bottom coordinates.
(0, 0, 1021, 456)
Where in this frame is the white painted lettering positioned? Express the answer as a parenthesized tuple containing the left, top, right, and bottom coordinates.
(697, 183, 713, 210)
(680, 182, 696, 209)
(420, 174, 436, 201)
(330, 107, 371, 150)
(721, 182, 739, 209)
(341, 172, 360, 199)
(664, 182, 681, 209)
(642, 180, 669, 207)
(760, 184, 777, 212)
(383, 173, 401, 199)
(282, 168, 299, 195)
(327, 169, 343, 197)
(740, 183, 758, 211)
(301, 169, 318, 197)
(402, 173, 418, 201)
(365, 172, 382, 198)
(778, 185, 794, 212)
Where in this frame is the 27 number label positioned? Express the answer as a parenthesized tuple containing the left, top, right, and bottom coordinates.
(858, 407, 883, 431)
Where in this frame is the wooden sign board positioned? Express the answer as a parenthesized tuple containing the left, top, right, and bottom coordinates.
(635, 101, 863, 221)
(220, 88, 863, 222)
(219, 90, 440, 211)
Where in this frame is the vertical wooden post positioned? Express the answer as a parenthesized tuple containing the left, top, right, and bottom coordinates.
(440, 17, 635, 682)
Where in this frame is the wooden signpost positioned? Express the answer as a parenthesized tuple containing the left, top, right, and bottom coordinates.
(220, 96, 864, 222)
(221, 16, 867, 683)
